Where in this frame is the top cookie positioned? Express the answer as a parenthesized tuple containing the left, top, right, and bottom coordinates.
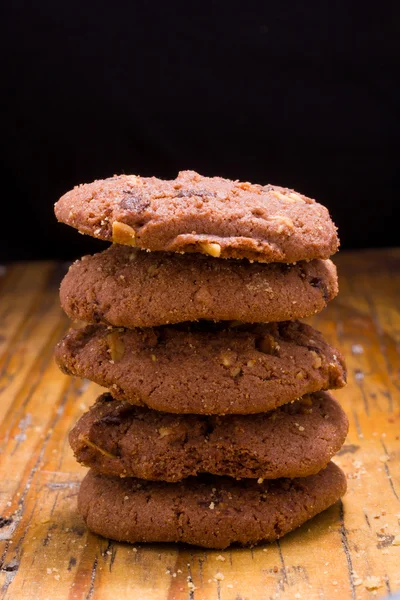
(55, 170, 339, 263)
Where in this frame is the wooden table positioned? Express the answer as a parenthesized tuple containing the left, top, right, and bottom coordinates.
(0, 249, 399, 600)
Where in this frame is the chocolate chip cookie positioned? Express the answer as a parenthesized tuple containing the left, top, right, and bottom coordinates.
(55, 170, 339, 262)
(60, 245, 338, 327)
(78, 461, 346, 548)
(55, 321, 346, 414)
(70, 392, 348, 481)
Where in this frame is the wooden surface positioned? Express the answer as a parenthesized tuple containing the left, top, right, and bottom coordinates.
(0, 249, 399, 600)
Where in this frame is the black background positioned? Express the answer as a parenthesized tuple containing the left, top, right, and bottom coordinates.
(2, 2, 399, 261)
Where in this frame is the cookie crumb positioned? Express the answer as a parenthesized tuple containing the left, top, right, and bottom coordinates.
(351, 344, 364, 355)
(216, 555, 226, 561)
(364, 576, 381, 590)
(354, 369, 364, 381)
(209, 502, 215, 510)
(215, 572, 224, 581)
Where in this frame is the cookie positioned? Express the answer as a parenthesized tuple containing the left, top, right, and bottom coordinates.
(56, 320, 346, 414)
(70, 392, 348, 481)
(59, 245, 338, 327)
(78, 461, 346, 548)
(55, 171, 338, 263)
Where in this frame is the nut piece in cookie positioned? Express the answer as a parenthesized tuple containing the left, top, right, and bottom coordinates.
(112, 221, 136, 245)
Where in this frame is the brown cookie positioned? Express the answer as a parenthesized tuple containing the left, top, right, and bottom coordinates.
(70, 392, 348, 481)
(78, 461, 346, 548)
(55, 171, 339, 262)
(56, 320, 346, 414)
(59, 245, 338, 327)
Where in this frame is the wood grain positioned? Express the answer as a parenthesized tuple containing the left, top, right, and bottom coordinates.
(0, 249, 399, 600)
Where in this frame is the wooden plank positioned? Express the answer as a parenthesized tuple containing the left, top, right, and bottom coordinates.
(0, 249, 399, 599)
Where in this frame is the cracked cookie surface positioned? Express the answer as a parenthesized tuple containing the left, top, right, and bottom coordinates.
(70, 391, 348, 481)
(78, 461, 346, 548)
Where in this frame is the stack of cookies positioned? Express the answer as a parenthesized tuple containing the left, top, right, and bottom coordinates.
(54, 171, 348, 549)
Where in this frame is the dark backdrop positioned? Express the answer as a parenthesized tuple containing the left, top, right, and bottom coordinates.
(2, 2, 399, 261)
